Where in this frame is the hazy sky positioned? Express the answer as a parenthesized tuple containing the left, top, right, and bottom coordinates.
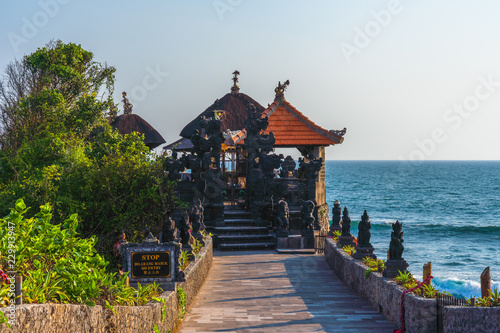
(1, 0, 500, 160)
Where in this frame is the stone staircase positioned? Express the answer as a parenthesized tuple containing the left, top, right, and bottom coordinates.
(214, 209, 275, 250)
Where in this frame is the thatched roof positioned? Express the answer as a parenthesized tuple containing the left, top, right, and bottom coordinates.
(179, 92, 265, 139)
(110, 114, 166, 150)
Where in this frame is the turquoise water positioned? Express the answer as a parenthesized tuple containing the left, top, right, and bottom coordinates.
(325, 160, 500, 298)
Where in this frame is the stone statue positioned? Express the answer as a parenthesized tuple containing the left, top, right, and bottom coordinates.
(353, 209, 376, 260)
(280, 155, 296, 178)
(328, 200, 342, 235)
(122, 91, 133, 114)
(301, 200, 315, 236)
(274, 80, 290, 100)
(199, 119, 222, 155)
(201, 168, 223, 203)
(164, 150, 186, 181)
(275, 199, 289, 237)
(383, 220, 408, 278)
(389, 220, 404, 260)
(301, 154, 322, 182)
(172, 209, 191, 246)
(190, 198, 205, 236)
(341, 206, 351, 237)
(161, 217, 177, 243)
(245, 103, 268, 136)
(357, 210, 372, 247)
(298, 154, 323, 201)
(337, 206, 356, 248)
(248, 156, 265, 202)
(261, 154, 283, 179)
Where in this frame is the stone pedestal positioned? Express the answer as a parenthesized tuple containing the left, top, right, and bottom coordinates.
(328, 224, 342, 236)
(204, 203, 224, 227)
(301, 229, 314, 238)
(383, 259, 409, 279)
(352, 245, 377, 260)
(277, 235, 314, 249)
(337, 235, 356, 248)
(328, 200, 342, 236)
(276, 229, 289, 238)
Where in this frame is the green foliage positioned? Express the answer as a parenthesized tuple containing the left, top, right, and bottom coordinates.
(105, 300, 117, 314)
(0, 310, 10, 328)
(192, 239, 203, 257)
(153, 324, 161, 333)
(421, 284, 438, 298)
(179, 250, 191, 270)
(0, 200, 162, 306)
(332, 230, 341, 241)
(362, 257, 386, 272)
(152, 296, 168, 322)
(474, 288, 500, 307)
(177, 286, 187, 319)
(342, 245, 356, 256)
(365, 268, 372, 279)
(394, 270, 413, 285)
(0, 41, 176, 264)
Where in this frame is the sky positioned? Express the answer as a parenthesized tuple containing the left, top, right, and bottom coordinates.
(1, 0, 500, 160)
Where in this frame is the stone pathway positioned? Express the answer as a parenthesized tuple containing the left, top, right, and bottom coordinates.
(179, 250, 396, 333)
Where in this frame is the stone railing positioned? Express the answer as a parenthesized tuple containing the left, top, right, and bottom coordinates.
(324, 237, 437, 333)
(443, 306, 500, 333)
(0, 236, 213, 333)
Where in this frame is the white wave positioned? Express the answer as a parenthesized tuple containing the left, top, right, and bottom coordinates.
(432, 277, 500, 298)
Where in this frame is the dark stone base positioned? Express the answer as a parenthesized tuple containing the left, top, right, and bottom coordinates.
(352, 245, 377, 260)
(301, 229, 314, 237)
(276, 230, 289, 238)
(277, 235, 314, 249)
(204, 203, 224, 227)
(337, 235, 356, 248)
(383, 259, 409, 279)
(327, 224, 341, 237)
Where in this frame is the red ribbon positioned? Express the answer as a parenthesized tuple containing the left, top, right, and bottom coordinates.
(0, 269, 9, 284)
(393, 275, 433, 333)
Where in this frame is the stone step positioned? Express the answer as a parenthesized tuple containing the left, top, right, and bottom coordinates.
(223, 210, 252, 219)
(218, 234, 273, 244)
(223, 219, 257, 227)
(214, 226, 269, 235)
(219, 242, 275, 251)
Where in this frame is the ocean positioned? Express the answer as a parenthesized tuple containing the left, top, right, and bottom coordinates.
(325, 160, 500, 298)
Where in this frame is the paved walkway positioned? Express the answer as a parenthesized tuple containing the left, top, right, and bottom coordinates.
(179, 250, 396, 333)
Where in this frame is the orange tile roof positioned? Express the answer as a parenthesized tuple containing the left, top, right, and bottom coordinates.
(232, 99, 343, 147)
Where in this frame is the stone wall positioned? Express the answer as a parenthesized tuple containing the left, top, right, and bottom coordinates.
(324, 238, 437, 333)
(0, 236, 213, 333)
(443, 306, 500, 333)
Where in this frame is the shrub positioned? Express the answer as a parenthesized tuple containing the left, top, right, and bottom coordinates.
(0, 199, 162, 306)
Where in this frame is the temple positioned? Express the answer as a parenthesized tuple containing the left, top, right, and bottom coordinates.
(164, 71, 346, 250)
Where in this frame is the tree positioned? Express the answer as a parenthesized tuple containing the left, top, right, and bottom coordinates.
(0, 41, 174, 265)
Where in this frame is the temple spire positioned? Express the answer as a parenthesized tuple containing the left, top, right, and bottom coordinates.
(122, 91, 133, 114)
(274, 80, 290, 101)
(231, 70, 240, 94)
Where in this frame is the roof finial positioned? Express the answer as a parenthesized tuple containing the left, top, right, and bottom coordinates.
(274, 80, 290, 101)
(122, 91, 133, 114)
(231, 70, 240, 94)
